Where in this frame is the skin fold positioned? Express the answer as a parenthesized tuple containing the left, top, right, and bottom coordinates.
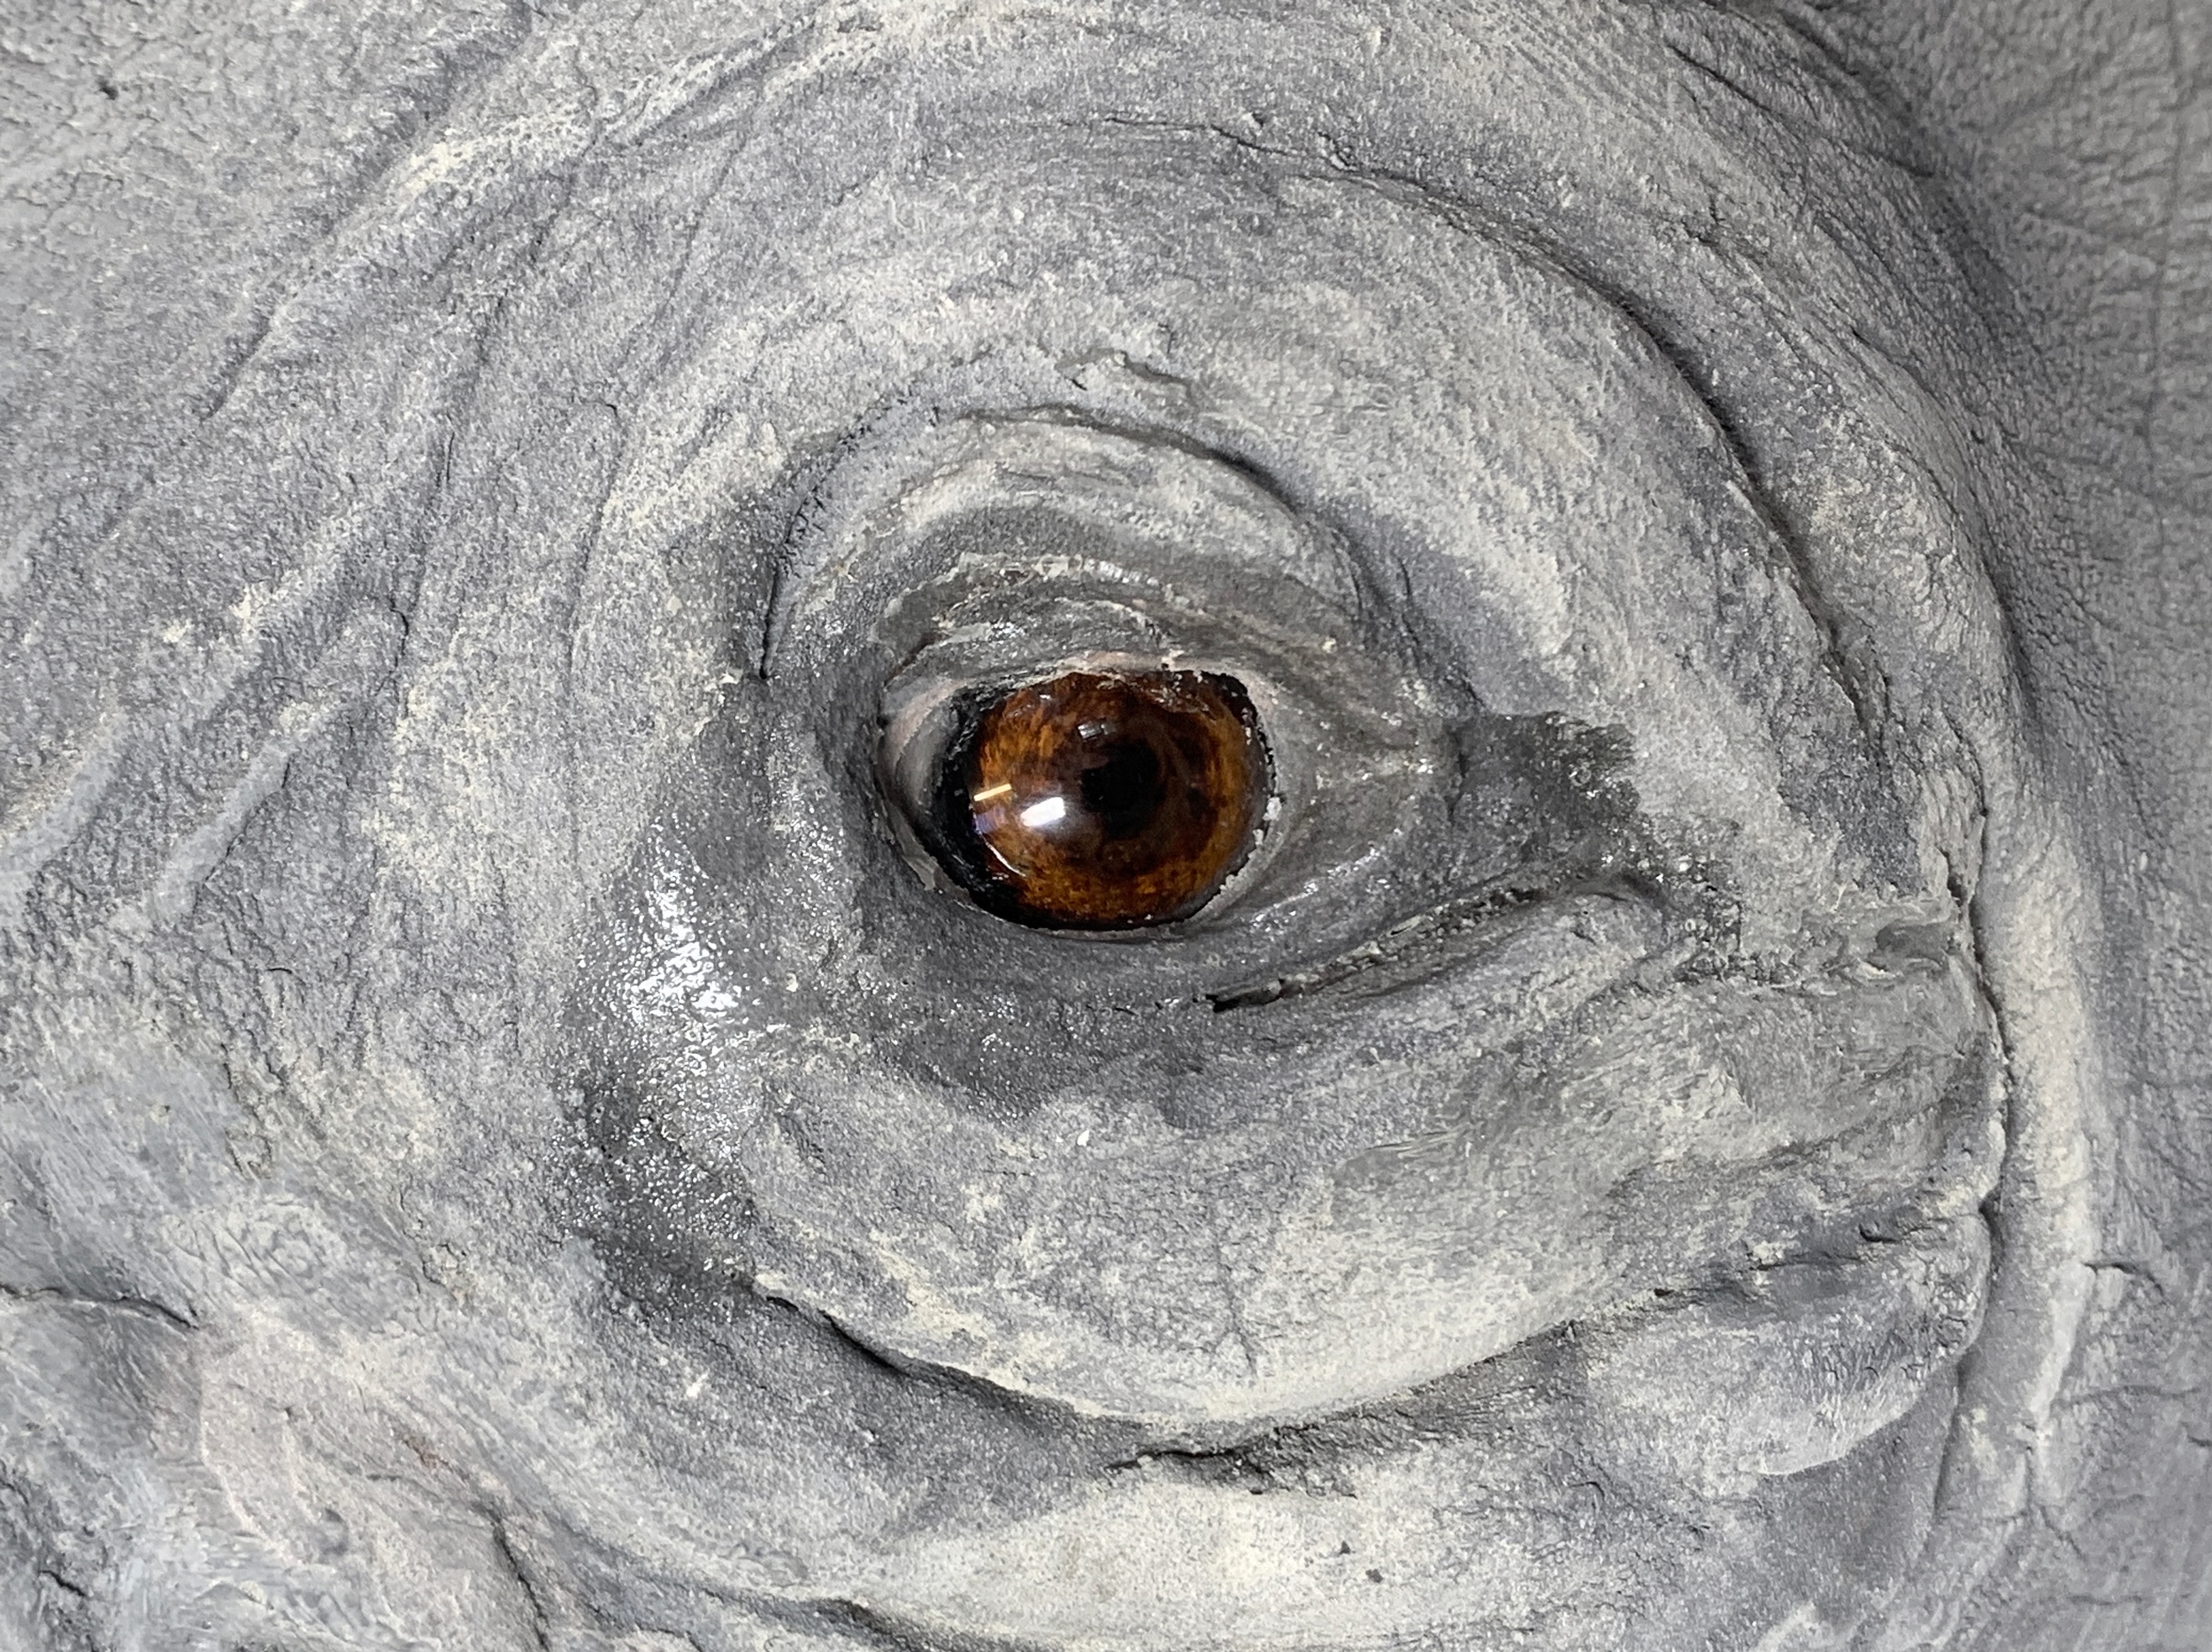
(2, 2, 2207, 1648)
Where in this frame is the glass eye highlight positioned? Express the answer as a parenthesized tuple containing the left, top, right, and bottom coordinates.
(930, 669, 1271, 930)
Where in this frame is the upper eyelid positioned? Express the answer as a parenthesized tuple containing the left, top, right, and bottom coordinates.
(760, 411, 1371, 683)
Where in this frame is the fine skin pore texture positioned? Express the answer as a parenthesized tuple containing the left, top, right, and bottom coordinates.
(2, 3, 2209, 1650)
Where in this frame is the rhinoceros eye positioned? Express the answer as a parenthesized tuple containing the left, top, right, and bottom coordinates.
(924, 668, 1270, 930)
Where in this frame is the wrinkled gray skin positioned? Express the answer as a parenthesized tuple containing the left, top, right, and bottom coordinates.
(3, 2, 2208, 1648)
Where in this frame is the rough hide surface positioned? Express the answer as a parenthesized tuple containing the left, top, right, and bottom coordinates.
(1, 2, 2207, 1648)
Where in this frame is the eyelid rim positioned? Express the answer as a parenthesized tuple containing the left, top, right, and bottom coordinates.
(772, 404, 1463, 945)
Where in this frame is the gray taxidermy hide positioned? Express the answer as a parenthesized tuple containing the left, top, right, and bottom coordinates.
(4, 2, 2209, 1648)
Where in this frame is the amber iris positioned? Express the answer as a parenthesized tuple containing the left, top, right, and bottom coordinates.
(937, 669, 1269, 929)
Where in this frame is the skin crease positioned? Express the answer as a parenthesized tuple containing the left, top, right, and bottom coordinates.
(0, 5, 2207, 1652)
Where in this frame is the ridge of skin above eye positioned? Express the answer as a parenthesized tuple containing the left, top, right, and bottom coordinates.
(0, 3, 2108, 1651)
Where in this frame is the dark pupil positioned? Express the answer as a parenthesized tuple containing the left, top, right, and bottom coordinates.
(937, 669, 1267, 930)
(1078, 737, 1165, 839)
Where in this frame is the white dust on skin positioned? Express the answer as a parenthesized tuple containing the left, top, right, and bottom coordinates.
(0, 3, 2106, 1649)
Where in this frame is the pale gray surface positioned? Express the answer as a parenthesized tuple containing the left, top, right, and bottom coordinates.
(2, 3, 2208, 1648)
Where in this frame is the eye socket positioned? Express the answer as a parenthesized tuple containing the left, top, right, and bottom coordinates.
(926, 669, 1271, 930)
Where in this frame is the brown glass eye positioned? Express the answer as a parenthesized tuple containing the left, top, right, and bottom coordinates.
(931, 669, 1270, 930)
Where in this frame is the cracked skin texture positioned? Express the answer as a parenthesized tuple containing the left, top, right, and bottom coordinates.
(2, 2, 2209, 1649)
